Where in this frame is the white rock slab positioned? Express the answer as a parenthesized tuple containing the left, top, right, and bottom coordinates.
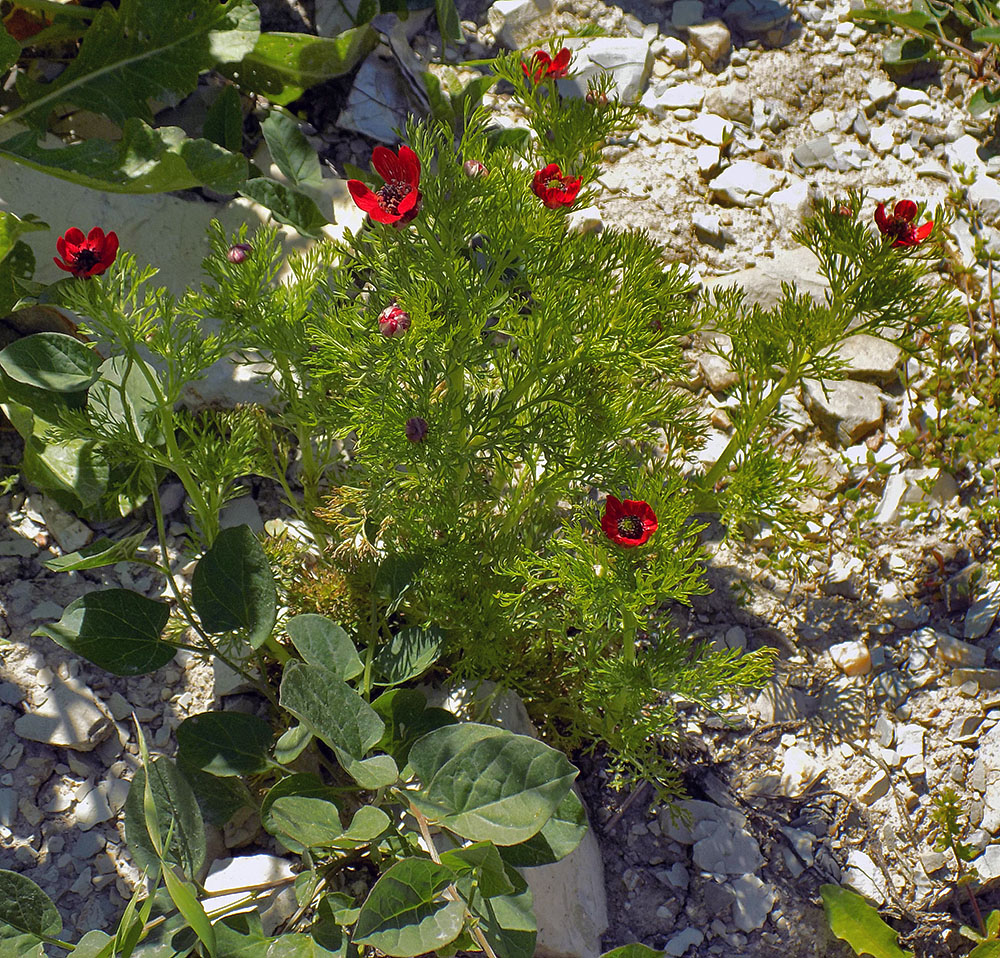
(203, 853, 296, 935)
(14, 678, 114, 751)
(731, 874, 776, 931)
(557, 37, 653, 104)
(488, 0, 554, 49)
(709, 160, 786, 207)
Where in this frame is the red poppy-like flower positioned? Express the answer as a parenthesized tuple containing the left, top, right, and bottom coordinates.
(348, 146, 422, 226)
(53, 227, 119, 278)
(522, 47, 572, 83)
(874, 200, 933, 248)
(531, 164, 583, 209)
(601, 495, 657, 548)
(378, 304, 411, 338)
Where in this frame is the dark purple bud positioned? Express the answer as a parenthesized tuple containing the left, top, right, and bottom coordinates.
(227, 243, 252, 264)
(405, 416, 428, 443)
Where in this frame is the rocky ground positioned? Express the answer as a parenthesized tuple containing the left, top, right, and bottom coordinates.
(3, 0, 1000, 955)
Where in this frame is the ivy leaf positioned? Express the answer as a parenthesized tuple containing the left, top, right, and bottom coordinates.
(191, 524, 277, 648)
(407, 724, 577, 845)
(223, 28, 378, 106)
(12, 0, 260, 129)
(176, 711, 273, 776)
(0, 870, 61, 938)
(33, 589, 172, 676)
(820, 885, 914, 958)
(0, 120, 248, 195)
(353, 859, 465, 957)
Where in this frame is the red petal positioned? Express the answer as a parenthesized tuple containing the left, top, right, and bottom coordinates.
(53, 257, 75, 273)
(874, 203, 889, 233)
(550, 48, 572, 75)
(371, 146, 408, 185)
(86, 226, 106, 246)
(348, 179, 381, 213)
(913, 220, 933, 243)
(893, 199, 917, 222)
(397, 146, 421, 188)
(396, 188, 419, 218)
(61, 227, 85, 246)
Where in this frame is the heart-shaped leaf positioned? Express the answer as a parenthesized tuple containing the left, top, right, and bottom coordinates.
(0, 871, 61, 938)
(34, 588, 172, 676)
(498, 788, 588, 867)
(0, 332, 99, 392)
(407, 724, 577, 845)
(353, 858, 465, 957)
(285, 615, 362, 680)
(177, 710, 273, 776)
(373, 626, 445, 686)
(192, 524, 277, 648)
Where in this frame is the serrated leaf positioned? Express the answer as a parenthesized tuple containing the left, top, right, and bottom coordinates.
(285, 615, 363, 680)
(0, 331, 100, 392)
(260, 111, 323, 189)
(0, 121, 248, 195)
(279, 661, 384, 760)
(33, 588, 172, 676)
(177, 711, 273, 777)
(125, 757, 206, 880)
(820, 885, 913, 958)
(239, 177, 329, 238)
(499, 788, 588, 867)
(43, 529, 148, 572)
(191, 524, 277, 648)
(0, 870, 61, 938)
(223, 28, 378, 106)
(353, 859, 465, 957)
(12, 0, 259, 129)
(407, 723, 577, 845)
(373, 626, 445, 686)
(204, 84, 245, 153)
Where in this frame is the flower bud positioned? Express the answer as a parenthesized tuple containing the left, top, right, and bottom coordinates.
(227, 243, 252, 264)
(378, 304, 411, 338)
(586, 90, 608, 106)
(463, 159, 488, 178)
(405, 416, 428, 443)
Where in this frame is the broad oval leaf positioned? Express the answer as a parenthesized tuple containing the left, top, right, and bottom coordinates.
(334, 805, 391, 849)
(260, 111, 323, 189)
(124, 757, 206, 880)
(820, 884, 913, 958)
(353, 858, 465, 958)
(439, 842, 514, 899)
(204, 84, 244, 153)
(499, 789, 588, 867)
(267, 796, 344, 850)
(407, 724, 577, 845)
(261, 774, 342, 853)
(0, 870, 61, 938)
(970, 85, 1000, 117)
(69, 930, 115, 958)
(192, 524, 277, 648)
(43, 529, 148, 572)
(224, 28, 379, 106)
(0, 925, 45, 958)
(600, 946, 665, 958)
(0, 121, 248, 195)
(177, 710, 273, 776)
(373, 626, 445, 686)
(33, 588, 172, 676)
(470, 866, 535, 958)
(179, 764, 253, 827)
(336, 751, 399, 789)
(88, 355, 161, 442)
(239, 177, 328, 238)
(274, 723, 313, 764)
(279, 661, 384, 760)
(285, 614, 363, 680)
(0, 332, 99, 392)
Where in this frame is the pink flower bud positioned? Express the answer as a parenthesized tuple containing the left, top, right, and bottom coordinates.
(378, 304, 411, 338)
(463, 159, 488, 178)
(405, 416, 428, 443)
(227, 243, 252, 264)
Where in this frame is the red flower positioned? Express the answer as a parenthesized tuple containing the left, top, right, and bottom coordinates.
(522, 47, 572, 83)
(874, 200, 933, 248)
(348, 146, 422, 226)
(378, 303, 411, 338)
(53, 227, 119, 278)
(531, 164, 582, 209)
(463, 159, 488, 178)
(227, 243, 252, 264)
(601, 495, 657, 547)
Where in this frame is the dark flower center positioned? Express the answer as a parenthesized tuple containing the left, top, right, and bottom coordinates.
(73, 248, 101, 271)
(378, 181, 411, 215)
(616, 515, 644, 539)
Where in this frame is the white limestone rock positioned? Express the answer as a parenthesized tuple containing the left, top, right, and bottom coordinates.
(801, 378, 884, 445)
(14, 678, 114, 751)
(687, 19, 732, 65)
(709, 160, 786, 208)
(556, 37, 653, 104)
(487, 0, 553, 48)
(203, 854, 297, 935)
